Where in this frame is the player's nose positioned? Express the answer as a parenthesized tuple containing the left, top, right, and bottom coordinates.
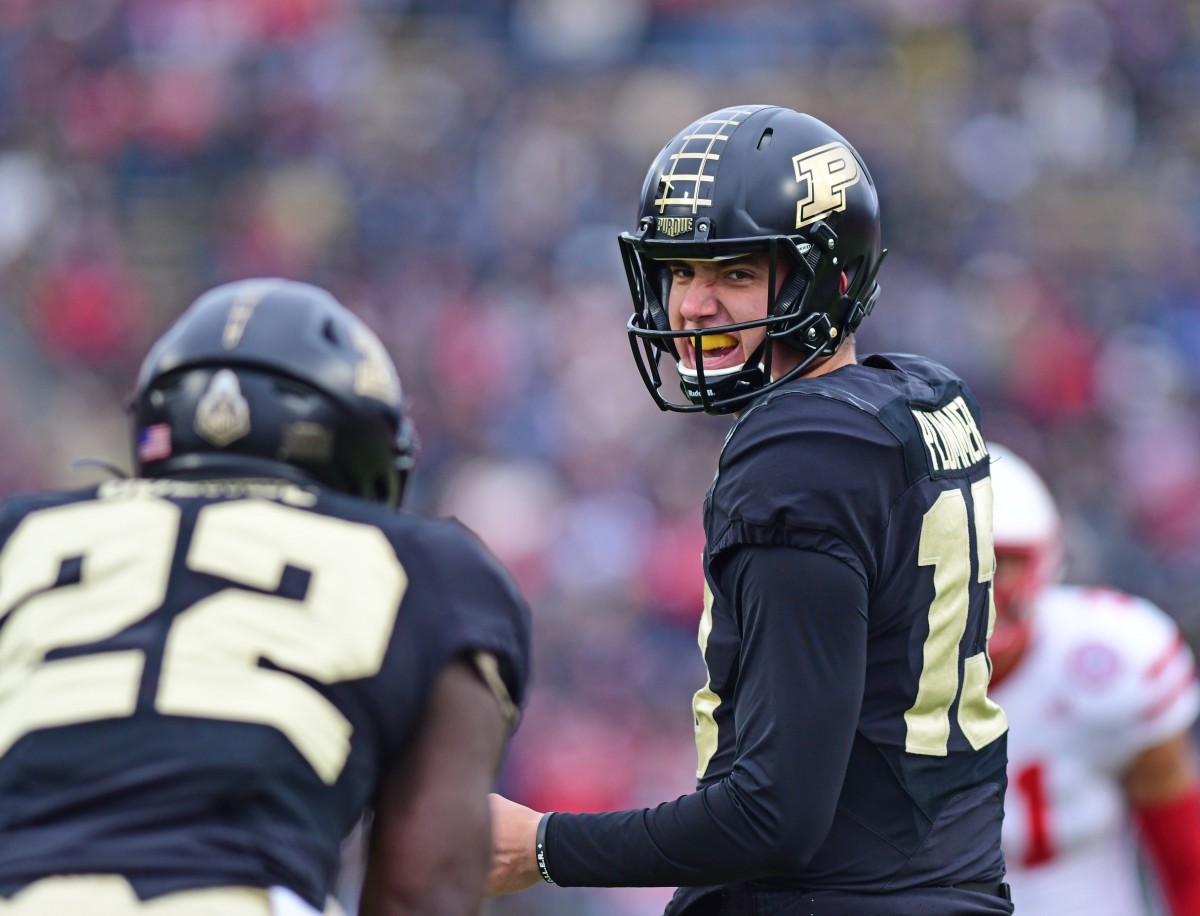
(678, 278, 720, 323)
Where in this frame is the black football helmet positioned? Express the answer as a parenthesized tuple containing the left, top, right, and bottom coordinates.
(620, 105, 886, 414)
(129, 279, 417, 507)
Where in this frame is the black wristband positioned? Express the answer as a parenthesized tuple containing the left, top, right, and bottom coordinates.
(535, 812, 555, 884)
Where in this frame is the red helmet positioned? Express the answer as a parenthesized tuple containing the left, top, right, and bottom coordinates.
(987, 442, 1064, 673)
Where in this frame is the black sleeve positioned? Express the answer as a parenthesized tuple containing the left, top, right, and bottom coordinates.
(544, 545, 867, 886)
(416, 518, 533, 710)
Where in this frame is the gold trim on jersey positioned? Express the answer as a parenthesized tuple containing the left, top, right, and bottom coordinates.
(692, 580, 721, 779)
(472, 650, 518, 726)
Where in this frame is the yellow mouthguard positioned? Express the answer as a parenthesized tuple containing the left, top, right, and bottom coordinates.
(699, 334, 738, 351)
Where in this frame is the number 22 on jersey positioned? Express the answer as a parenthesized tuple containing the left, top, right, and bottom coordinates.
(0, 497, 407, 784)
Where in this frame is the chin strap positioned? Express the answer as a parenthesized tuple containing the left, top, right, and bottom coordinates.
(676, 340, 768, 413)
(1136, 784, 1200, 915)
(838, 248, 889, 335)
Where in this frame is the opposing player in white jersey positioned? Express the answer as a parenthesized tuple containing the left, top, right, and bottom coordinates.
(986, 442, 1200, 916)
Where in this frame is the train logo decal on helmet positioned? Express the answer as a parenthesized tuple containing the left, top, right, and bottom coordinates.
(221, 280, 274, 350)
(793, 142, 862, 228)
(194, 369, 251, 448)
(653, 108, 757, 216)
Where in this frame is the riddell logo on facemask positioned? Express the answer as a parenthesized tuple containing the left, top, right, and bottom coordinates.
(793, 142, 861, 229)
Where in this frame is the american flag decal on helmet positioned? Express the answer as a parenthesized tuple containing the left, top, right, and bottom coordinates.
(137, 423, 172, 462)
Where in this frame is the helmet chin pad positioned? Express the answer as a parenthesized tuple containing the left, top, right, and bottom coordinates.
(676, 357, 768, 408)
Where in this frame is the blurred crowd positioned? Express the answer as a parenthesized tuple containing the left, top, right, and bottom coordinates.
(1, 0, 1199, 912)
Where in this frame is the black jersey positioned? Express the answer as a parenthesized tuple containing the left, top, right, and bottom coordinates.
(0, 478, 531, 908)
(697, 353, 1007, 886)
(543, 354, 1009, 909)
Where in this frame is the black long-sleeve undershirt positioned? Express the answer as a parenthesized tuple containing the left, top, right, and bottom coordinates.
(543, 544, 868, 887)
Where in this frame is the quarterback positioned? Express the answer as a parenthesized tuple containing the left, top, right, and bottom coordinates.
(489, 106, 1013, 914)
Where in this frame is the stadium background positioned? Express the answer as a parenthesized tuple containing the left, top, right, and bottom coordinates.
(0, 0, 1197, 912)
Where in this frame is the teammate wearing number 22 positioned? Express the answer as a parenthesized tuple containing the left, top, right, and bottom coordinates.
(488, 107, 1012, 914)
(0, 280, 531, 916)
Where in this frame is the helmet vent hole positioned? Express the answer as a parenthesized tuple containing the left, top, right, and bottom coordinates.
(757, 128, 773, 151)
(322, 318, 339, 345)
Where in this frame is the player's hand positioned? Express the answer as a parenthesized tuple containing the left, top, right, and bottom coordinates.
(486, 793, 545, 896)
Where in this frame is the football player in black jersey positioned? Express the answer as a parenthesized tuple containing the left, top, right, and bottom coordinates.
(0, 279, 531, 916)
(489, 106, 1012, 914)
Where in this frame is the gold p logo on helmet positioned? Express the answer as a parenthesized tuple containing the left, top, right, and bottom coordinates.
(793, 142, 861, 228)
